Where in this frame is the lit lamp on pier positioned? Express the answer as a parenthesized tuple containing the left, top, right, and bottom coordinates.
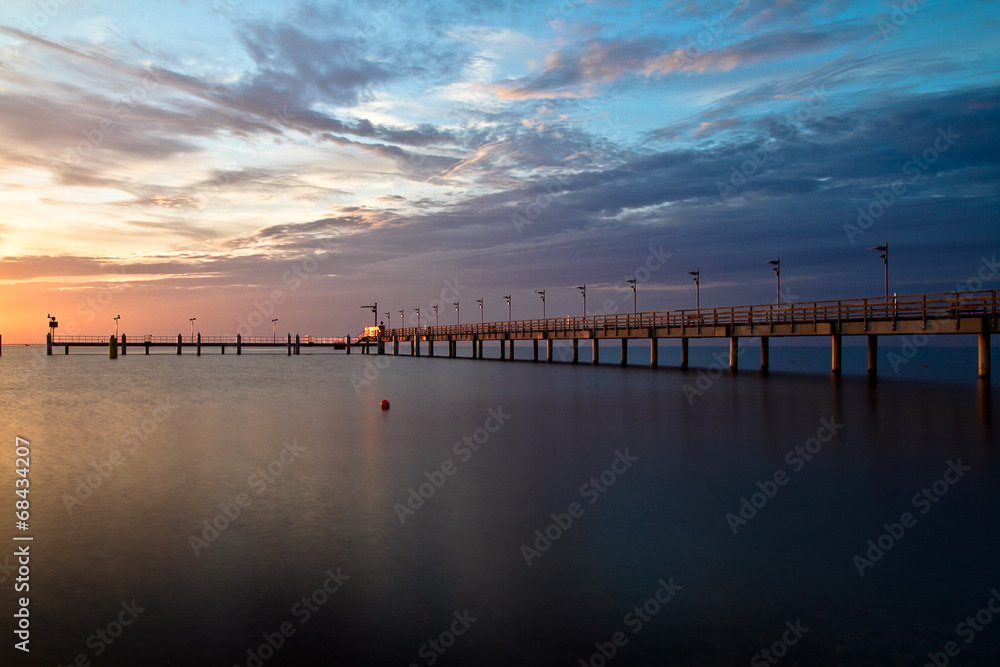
(432, 305, 439, 327)
(476, 299, 483, 324)
(765, 258, 780, 304)
(503, 295, 511, 322)
(189, 317, 196, 341)
(114, 314, 120, 338)
(535, 290, 545, 319)
(398, 310, 404, 328)
(575, 285, 586, 316)
(453, 302, 460, 324)
(626, 278, 637, 313)
(271, 318, 278, 343)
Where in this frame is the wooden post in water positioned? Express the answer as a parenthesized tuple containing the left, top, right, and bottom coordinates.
(621, 339, 627, 366)
(121, 334, 127, 355)
(476, 337, 482, 359)
(109, 335, 118, 359)
(572, 339, 578, 363)
(650, 337, 658, 368)
(65, 346, 69, 355)
(867, 335, 878, 374)
(197, 332, 202, 356)
(237, 333, 242, 355)
(533, 339, 538, 361)
(295, 334, 300, 354)
(177, 334, 182, 355)
(145, 342, 150, 355)
(393, 336, 399, 355)
(546, 339, 553, 363)
(979, 331, 991, 378)
(509, 340, 514, 360)
(221, 344, 225, 354)
(681, 337, 689, 369)
(428, 338, 433, 357)
(730, 336, 739, 371)
(592, 339, 600, 365)
(46, 332, 52, 355)
(346, 335, 351, 354)
(499, 339, 505, 360)
(415, 335, 420, 356)
(760, 336, 769, 371)
(287, 333, 291, 356)
(831, 334, 842, 374)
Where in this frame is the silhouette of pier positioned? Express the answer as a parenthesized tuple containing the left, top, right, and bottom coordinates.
(43, 290, 996, 378)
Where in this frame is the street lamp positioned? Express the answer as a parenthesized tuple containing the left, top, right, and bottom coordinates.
(272, 318, 278, 343)
(189, 317, 196, 341)
(765, 258, 780, 304)
(869, 243, 888, 300)
(361, 302, 377, 326)
(432, 304, 439, 327)
(414, 307, 421, 327)
(626, 278, 636, 314)
(503, 295, 511, 322)
(687, 270, 700, 310)
(383, 312, 390, 329)
(535, 290, 546, 319)
(398, 310, 404, 328)
(476, 298, 483, 323)
(575, 285, 586, 316)
(453, 302, 460, 324)
(114, 314, 120, 338)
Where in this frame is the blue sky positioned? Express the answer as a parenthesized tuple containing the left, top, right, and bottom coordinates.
(0, 0, 997, 339)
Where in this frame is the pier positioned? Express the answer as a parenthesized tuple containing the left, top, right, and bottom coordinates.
(44, 290, 997, 378)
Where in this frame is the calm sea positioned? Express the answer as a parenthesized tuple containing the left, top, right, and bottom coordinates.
(0, 342, 997, 666)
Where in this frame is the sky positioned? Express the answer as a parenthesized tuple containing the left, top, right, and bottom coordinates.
(0, 0, 997, 342)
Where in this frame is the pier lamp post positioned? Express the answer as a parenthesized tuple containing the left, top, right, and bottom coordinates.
(687, 270, 701, 310)
(432, 305, 439, 327)
(503, 295, 511, 322)
(398, 310, 404, 329)
(476, 299, 483, 324)
(272, 318, 278, 343)
(535, 290, 545, 320)
(189, 317, 196, 341)
(575, 285, 586, 316)
(114, 314, 120, 338)
(453, 302, 460, 324)
(869, 243, 888, 301)
(626, 278, 636, 314)
(765, 258, 780, 304)
(383, 312, 390, 328)
(361, 303, 377, 326)
(414, 307, 421, 327)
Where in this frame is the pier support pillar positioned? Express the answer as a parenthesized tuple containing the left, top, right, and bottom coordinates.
(428, 339, 433, 357)
(46, 333, 52, 355)
(499, 339, 506, 360)
(346, 335, 351, 354)
(287, 334, 292, 356)
(979, 332, 991, 378)
(415, 336, 421, 356)
(65, 346, 69, 355)
(681, 337, 689, 369)
(730, 337, 739, 372)
(509, 340, 515, 360)
(237, 333, 242, 355)
(533, 339, 539, 361)
(109, 335, 118, 359)
(177, 334, 182, 355)
(476, 338, 483, 359)
(572, 339, 579, 363)
(449, 340, 456, 358)
(621, 339, 628, 366)
(121, 334, 127, 355)
(592, 339, 600, 365)
(760, 336, 769, 371)
(295, 334, 300, 355)
(546, 339, 553, 363)
(650, 338, 658, 368)
(145, 342, 150, 355)
(867, 335, 878, 374)
(831, 334, 842, 374)
(197, 332, 202, 356)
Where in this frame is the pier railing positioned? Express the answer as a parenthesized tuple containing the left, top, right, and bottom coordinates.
(387, 290, 998, 338)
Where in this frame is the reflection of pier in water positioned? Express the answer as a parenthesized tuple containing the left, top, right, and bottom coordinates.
(42, 290, 996, 378)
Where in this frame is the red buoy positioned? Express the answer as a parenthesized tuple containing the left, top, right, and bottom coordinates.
(380, 399, 390, 410)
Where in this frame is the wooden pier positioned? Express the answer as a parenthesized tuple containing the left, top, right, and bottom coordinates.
(43, 290, 996, 378)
